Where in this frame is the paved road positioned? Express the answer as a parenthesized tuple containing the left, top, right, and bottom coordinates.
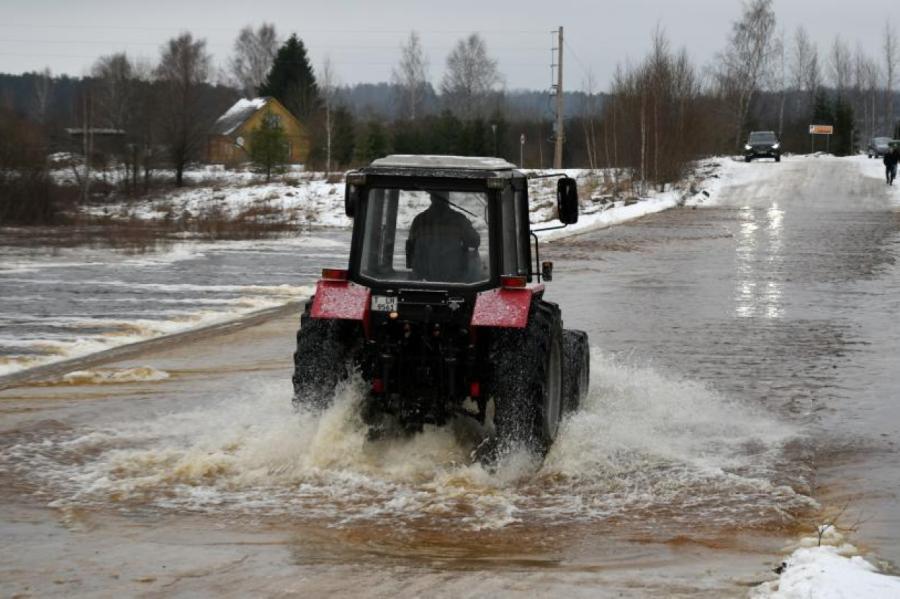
(1, 156, 898, 597)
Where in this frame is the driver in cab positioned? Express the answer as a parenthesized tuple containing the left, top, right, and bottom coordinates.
(406, 192, 480, 282)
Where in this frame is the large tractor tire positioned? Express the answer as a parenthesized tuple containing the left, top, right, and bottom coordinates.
(482, 300, 564, 459)
(292, 299, 362, 411)
(562, 329, 590, 412)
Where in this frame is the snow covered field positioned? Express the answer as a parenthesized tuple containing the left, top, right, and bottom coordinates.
(77, 163, 695, 231)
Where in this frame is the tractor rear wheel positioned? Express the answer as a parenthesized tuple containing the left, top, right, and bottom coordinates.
(292, 298, 362, 411)
(483, 300, 564, 459)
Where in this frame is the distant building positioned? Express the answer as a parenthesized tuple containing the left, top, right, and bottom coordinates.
(64, 127, 127, 159)
(207, 97, 309, 166)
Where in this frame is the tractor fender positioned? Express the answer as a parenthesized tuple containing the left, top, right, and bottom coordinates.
(310, 280, 371, 333)
(470, 284, 544, 328)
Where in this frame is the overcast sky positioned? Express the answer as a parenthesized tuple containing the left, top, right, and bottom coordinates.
(0, 0, 892, 91)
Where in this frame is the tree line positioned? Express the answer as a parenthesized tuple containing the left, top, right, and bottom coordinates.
(2, 3, 900, 224)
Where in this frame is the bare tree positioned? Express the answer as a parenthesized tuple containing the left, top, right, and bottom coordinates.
(392, 31, 429, 120)
(31, 67, 52, 125)
(829, 36, 853, 99)
(791, 26, 820, 115)
(156, 33, 211, 187)
(884, 23, 898, 134)
(441, 33, 501, 118)
(791, 26, 813, 91)
(91, 53, 134, 131)
(769, 28, 787, 137)
(580, 70, 600, 170)
(319, 56, 338, 174)
(856, 48, 881, 139)
(606, 29, 701, 191)
(230, 23, 278, 98)
(717, 0, 777, 147)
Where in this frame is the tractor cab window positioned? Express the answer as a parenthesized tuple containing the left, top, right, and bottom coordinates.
(359, 187, 490, 285)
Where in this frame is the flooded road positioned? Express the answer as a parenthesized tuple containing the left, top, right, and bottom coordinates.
(0, 231, 348, 376)
(1, 156, 899, 596)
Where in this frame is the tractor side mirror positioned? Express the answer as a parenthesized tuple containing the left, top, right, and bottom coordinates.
(344, 173, 365, 218)
(557, 177, 579, 224)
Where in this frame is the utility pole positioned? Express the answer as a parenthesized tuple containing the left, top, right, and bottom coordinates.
(553, 26, 565, 169)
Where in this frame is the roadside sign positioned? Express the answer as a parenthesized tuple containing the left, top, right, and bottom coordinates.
(809, 124, 834, 135)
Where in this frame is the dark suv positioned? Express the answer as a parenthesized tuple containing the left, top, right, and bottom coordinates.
(744, 131, 781, 162)
(867, 137, 892, 159)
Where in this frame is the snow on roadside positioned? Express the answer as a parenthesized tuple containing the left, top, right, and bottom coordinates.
(847, 154, 900, 207)
(752, 527, 900, 599)
(79, 165, 698, 238)
(683, 155, 785, 208)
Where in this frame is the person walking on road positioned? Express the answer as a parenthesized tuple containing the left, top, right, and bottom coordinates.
(885, 146, 899, 186)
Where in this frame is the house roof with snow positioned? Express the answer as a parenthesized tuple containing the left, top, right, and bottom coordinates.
(210, 97, 271, 136)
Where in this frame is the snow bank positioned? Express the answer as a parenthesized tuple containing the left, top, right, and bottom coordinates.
(536, 192, 680, 241)
(753, 527, 900, 599)
(848, 154, 900, 207)
(682, 155, 785, 208)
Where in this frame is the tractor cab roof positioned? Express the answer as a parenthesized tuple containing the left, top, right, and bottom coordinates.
(360, 154, 521, 180)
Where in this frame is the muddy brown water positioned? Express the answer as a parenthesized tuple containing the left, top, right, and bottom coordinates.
(1, 157, 899, 596)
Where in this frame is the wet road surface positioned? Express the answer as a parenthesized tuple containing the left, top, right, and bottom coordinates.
(1, 156, 899, 596)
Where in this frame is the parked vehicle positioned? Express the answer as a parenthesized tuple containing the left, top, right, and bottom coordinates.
(292, 155, 590, 461)
(868, 137, 893, 158)
(744, 131, 781, 162)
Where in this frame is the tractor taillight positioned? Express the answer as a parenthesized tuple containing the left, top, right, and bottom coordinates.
(372, 378, 385, 393)
(500, 275, 527, 288)
(322, 268, 348, 281)
(469, 381, 481, 398)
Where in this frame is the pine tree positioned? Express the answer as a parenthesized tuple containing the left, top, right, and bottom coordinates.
(832, 98, 855, 156)
(258, 34, 320, 122)
(812, 89, 833, 125)
(249, 111, 289, 181)
(355, 120, 389, 163)
(332, 105, 356, 167)
(433, 110, 462, 154)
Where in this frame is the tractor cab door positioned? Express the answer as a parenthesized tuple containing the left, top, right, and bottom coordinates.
(498, 180, 533, 281)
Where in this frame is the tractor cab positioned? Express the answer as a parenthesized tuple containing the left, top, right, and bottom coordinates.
(344, 155, 578, 296)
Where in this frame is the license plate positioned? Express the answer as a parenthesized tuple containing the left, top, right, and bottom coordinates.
(371, 295, 397, 312)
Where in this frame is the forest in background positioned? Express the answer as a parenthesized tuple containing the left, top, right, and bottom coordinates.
(2, 0, 900, 224)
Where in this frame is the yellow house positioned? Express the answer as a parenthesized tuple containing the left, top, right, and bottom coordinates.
(207, 97, 309, 165)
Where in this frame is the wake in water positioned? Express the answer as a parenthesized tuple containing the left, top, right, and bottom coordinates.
(1, 350, 816, 532)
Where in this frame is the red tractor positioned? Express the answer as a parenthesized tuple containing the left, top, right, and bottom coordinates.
(293, 155, 589, 459)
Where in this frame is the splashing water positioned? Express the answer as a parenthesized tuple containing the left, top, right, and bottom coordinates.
(1, 350, 815, 533)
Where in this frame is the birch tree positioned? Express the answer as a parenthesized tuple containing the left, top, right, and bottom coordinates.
(441, 33, 501, 118)
(230, 23, 278, 98)
(392, 31, 428, 120)
(791, 26, 820, 115)
(31, 67, 52, 125)
(91, 53, 134, 131)
(829, 36, 852, 100)
(717, 0, 777, 147)
(156, 33, 211, 187)
(319, 57, 338, 173)
(885, 23, 897, 134)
